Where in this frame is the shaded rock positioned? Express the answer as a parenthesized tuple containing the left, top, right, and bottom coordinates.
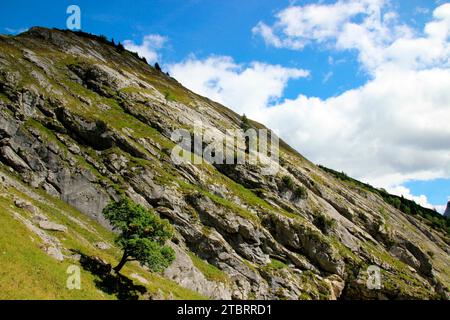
(90, 256, 112, 274)
(444, 201, 450, 218)
(325, 274, 345, 300)
(0, 146, 30, 172)
(401, 240, 434, 277)
(389, 246, 421, 271)
(263, 213, 345, 276)
(55, 108, 114, 151)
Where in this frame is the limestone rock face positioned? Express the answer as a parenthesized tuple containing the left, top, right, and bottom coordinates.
(0, 27, 449, 300)
(163, 244, 233, 299)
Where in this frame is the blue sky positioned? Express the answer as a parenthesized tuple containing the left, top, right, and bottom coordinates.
(0, 0, 433, 97)
(1, 0, 449, 212)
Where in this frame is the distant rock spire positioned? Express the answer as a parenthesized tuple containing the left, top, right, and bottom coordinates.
(444, 201, 450, 218)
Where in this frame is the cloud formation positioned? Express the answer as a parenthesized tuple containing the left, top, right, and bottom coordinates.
(252, 0, 386, 51)
(123, 34, 167, 64)
(4, 27, 27, 34)
(168, 55, 309, 115)
(253, 0, 450, 74)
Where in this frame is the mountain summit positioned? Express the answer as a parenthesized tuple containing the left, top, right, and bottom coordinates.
(0, 27, 449, 300)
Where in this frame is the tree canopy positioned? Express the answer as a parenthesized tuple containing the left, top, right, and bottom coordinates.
(102, 197, 175, 273)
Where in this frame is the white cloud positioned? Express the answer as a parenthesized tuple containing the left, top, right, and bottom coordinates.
(123, 34, 167, 64)
(253, 1, 450, 74)
(252, 0, 388, 52)
(387, 185, 434, 209)
(260, 66, 450, 188)
(386, 186, 449, 214)
(4, 27, 28, 34)
(168, 55, 309, 115)
(435, 204, 447, 214)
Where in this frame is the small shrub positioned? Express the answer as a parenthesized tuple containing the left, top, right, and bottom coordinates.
(95, 120, 107, 132)
(98, 34, 108, 43)
(379, 207, 388, 219)
(279, 156, 287, 167)
(164, 91, 176, 102)
(116, 42, 125, 52)
(282, 175, 295, 190)
(387, 197, 398, 209)
(401, 205, 411, 215)
(293, 185, 308, 200)
(314, 213, 335, 234)
(240, 114, 251, 131)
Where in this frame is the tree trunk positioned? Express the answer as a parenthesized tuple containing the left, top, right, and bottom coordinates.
(113, 252, 128, 273)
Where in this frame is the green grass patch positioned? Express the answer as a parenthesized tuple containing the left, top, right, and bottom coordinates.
(188, 252, 230, 284)
(263, 258, 288, 271)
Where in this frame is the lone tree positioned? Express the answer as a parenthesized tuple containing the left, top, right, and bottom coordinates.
(116, 42, 125, 52)
(240, 114, 251, 132)
(102, 197, 175, 273)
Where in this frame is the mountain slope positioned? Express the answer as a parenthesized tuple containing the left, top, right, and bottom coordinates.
(0, 27, 448, 300)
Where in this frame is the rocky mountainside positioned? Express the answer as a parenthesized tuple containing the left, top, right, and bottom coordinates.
(0, 27, 449, 300)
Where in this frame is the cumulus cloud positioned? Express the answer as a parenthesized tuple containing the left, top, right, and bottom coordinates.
(252, 0, 388, 52)
(168, 55, 309, 115)
(435, 205, 447, 214)
(434, 195, 450, 213)
(253, 1, 450, 74)
(249, 2, 450, 192)
(4, 27, 28, 34)
(386, 186, 449, 213)
(123, 34, 167, 64)
(260, 66, 450, 188)
(167, 2, 450, 210)
(387, 186, 434, 209)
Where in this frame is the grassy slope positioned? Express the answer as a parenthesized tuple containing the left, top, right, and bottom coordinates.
(0, 167, 205, 300)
